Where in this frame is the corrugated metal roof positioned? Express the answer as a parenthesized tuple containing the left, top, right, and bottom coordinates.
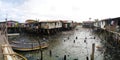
(40, 20, 61, 23)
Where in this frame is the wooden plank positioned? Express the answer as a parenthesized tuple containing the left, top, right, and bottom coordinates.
(7, 33, 20, 36)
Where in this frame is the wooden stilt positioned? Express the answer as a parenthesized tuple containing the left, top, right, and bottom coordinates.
(91, 43, 95, 60)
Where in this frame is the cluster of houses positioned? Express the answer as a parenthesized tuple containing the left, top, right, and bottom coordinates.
(0, 20, 77, 34)
(0, 21, 19, 33)
(82, 17, 120, 33)
(82, 17, 120, 47)
(93, 17, 120, 32)
(93, 17, 120, 49)
(82, 21, 94, 28)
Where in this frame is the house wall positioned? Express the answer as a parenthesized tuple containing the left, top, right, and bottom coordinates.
(41, 21, 62, 29)
(100, 21, 106, 29)
(55, 21, 62, 28)
(94, 22, 99, 27)
(104, 19, 118, 31)
(0, 21, 19, 28)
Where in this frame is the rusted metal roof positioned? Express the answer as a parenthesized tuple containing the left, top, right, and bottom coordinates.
(0, 20, 18, 23)
(25, 19, 38, 23)
(100, 17, 120, 21)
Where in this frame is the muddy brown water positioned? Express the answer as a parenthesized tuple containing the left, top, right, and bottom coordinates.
(8, 26, 119, 60)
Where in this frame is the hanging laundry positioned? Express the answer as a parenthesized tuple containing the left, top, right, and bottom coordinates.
(110, 21, 114, 26)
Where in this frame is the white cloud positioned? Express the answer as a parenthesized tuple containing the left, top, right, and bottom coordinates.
(0, 0, 120, 22)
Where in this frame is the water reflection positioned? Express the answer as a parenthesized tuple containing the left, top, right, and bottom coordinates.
(8, 26, 108, 60)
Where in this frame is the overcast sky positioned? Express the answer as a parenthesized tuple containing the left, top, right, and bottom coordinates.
(0, 0, 120, 23)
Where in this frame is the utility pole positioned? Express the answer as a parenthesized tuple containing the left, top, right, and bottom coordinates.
(5, 14, 8, 44)
(5, 17, 7, 34)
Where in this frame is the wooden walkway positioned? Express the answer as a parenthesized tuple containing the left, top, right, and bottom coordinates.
(0, 31, 27, 60)
(0, 31, 5, 60)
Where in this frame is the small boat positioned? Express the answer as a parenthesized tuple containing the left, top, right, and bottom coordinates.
(10, 42, 49, 51)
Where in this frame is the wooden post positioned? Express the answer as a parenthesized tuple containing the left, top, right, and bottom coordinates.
(37, 38, 43, 60)
(49, 50, 52, 57)
(64, 55, 66, 60)
(47, 29, 50, 34)
(51, 29, 53, 34)
(91, 43, 95, 60)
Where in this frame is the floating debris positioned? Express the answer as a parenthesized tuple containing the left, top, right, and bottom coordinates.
(76, 36, 78, 39)
(74, 40, 75, 43)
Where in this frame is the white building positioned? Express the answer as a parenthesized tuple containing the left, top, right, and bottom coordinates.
(40, 20, 62, 29)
